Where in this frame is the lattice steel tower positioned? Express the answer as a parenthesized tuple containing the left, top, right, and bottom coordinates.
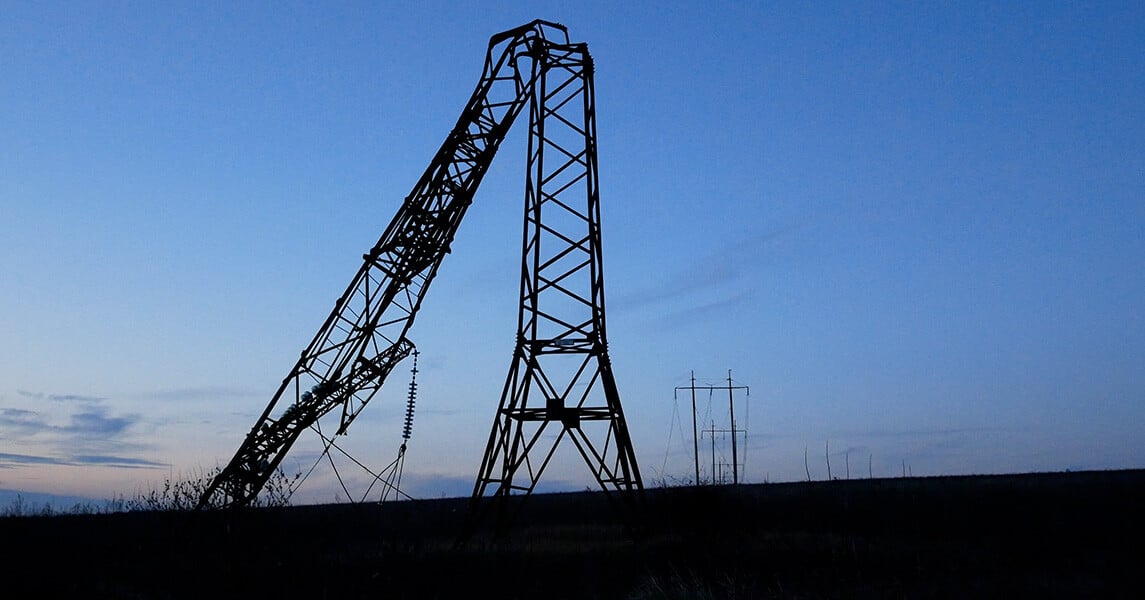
(473, 26, 642, 500)
(197, 20, 640, 511)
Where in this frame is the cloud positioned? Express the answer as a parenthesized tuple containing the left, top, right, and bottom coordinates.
(654, 291, 753, 325)
(71, 455, 167, 468)
(0, 408, 38, 419)
(614, 224, 807, 312)
(1, 405, 141, 439)
(0, 408, 49, 435)
(64, 407, 138, 438)
(609, 224, 818, 330)
(50, 394, 106, 403)
(2, 390, 159, 471)
(17, 390, 105, 403)
(0, 452, 69, 467)
(0, 452, 165, 470)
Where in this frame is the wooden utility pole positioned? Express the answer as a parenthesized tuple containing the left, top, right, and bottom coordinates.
(675, 370, 750, 485)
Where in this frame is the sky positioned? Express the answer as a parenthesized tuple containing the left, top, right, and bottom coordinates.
(2, 1, 1143, 507)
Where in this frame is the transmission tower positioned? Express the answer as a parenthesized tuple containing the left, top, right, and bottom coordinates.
(197, 20, 641, 514)
(473, 32, 642, 506)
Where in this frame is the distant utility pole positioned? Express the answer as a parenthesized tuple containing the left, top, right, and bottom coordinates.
(674, 371, 702, 485)
(674, 370, 750, 485)
(703, 422, 745, 484)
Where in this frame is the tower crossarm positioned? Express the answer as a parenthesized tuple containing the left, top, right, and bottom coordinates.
(198, 20, 571, 510)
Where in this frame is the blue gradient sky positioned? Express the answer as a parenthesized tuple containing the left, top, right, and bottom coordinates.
(2, 2, 1143, 505)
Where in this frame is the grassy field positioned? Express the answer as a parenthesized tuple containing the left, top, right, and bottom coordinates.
(2, 469, 1142, 598)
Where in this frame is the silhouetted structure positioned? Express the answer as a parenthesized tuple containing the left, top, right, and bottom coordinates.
(198, 20, 641, 512)
(675, 370, 749, 485)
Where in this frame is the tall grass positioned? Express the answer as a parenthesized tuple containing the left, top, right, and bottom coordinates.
(1, 467, 298, 517)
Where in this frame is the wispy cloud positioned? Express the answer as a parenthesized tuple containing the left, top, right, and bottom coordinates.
(0, 452, 166, 469)
(64, 407, 138, 438)
(0, 408, 49, 435)
(653, 290, 753, 325)
(2, 390, 160, 471)
(17, 390, 105, 403)
(1, 405, 141, 439)
(0, 452, 70, 467)
(614, 224, 808, 313)
(71, 455, 167, 468)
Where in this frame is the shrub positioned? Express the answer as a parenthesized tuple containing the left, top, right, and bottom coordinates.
(122, 466, 299, 512)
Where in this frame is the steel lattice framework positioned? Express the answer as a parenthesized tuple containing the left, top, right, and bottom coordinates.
(474, 37, 641, 501)
(198, 20, 640, 511)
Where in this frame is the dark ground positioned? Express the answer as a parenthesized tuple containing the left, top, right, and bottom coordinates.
(2, 469, 1142, 598)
